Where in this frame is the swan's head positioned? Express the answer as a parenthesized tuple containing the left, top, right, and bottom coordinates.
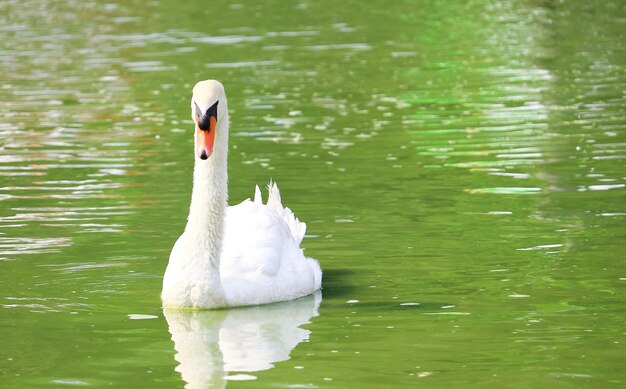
(191, 80, 228, 160)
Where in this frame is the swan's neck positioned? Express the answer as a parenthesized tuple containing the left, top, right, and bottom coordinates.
(185, 119, 229, 272)
(162, 115, 230, 309)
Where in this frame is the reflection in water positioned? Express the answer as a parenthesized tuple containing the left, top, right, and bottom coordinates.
(164, 292, 321, 388)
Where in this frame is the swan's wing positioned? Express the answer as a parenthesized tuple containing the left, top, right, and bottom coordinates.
(221, 199, 292, 278)
(220, 183, 321, 306)
(266, 181, 306, 245)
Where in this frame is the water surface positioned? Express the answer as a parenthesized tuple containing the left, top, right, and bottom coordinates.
(1, 0, 625, 387)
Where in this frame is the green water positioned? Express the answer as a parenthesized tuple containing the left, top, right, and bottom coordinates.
(1, 0, 625, 387)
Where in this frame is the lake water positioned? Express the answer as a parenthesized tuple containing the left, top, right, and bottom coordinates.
(1, 0, 625, 387)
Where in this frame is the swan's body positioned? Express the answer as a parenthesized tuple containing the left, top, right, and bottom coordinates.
(162, 80, 321, 309)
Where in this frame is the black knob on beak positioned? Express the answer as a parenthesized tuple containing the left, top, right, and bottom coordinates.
(198, 114, 212, 132)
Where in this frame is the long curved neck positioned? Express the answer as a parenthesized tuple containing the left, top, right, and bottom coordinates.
(185, 115, 229, 270)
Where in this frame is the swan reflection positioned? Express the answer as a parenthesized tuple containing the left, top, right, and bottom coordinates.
(164, 292, 321, 388)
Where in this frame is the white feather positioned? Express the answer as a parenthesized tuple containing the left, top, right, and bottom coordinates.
(254, 185, 262, 204)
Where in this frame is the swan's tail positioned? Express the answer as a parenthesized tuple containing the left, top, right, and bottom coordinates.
(254, 181, 307, 245)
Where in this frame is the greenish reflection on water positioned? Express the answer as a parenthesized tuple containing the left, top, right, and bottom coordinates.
(1, 0, 624, 387)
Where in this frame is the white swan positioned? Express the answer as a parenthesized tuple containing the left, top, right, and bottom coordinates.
(162, 79, 322, 309)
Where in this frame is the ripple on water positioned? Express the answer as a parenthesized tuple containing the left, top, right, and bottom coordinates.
(0, 11, 144, 264)
(0, 237, 72, 257)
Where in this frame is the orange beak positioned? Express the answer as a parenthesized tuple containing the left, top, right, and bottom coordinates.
(196, 115, 216, 160)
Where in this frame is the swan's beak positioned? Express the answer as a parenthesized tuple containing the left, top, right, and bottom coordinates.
(196, 115, 216, 160)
